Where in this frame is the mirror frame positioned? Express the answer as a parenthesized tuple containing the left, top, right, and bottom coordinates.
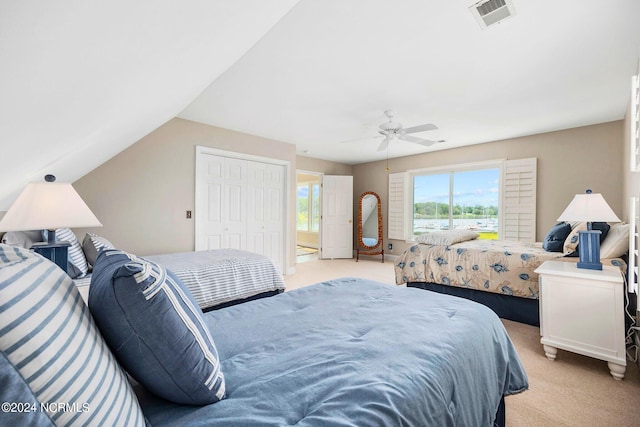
(356, 191, 384, 262)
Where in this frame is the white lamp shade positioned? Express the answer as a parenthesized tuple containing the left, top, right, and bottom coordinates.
(0, 182, 102, 231)
(557, 192, 620, 223)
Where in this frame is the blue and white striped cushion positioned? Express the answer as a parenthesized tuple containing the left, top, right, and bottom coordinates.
(89, 249, 226, 405)
(82, 233, 115, 266)
(42, 228, 89, 279)
(0, 244, 146, 427)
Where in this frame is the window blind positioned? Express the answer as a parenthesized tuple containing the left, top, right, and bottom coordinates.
(501, 157, 537, 242)
(387, 172, 408, 240)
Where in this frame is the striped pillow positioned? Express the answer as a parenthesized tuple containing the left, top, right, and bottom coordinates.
(0, 244, 146, 427)
(82, 233, 115, 266)
(42, 228, 89, 279)
(89, 249, 226, 405)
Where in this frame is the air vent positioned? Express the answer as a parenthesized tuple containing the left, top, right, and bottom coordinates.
(469, 0, 516, 29)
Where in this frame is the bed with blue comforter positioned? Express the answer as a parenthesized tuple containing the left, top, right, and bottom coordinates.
(135, 277, 528, 426)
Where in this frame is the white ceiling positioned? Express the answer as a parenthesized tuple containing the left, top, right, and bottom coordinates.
(1, 0, 639, 210)
(180, 0, 640, 164)
(0, 0, 300, 210)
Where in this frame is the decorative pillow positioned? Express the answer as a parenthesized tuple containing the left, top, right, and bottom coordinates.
(415, 229, 479, 246)
(0, 230, 43, 248)
(82, 232, 115, 266)
(89, 249, 226, 405)
(42, 228, 89, 279)
(0, 244, 146, 427)
(600, 223, 630, 259)
(563, 222, 611, 257)
(542, 222, 572, 252)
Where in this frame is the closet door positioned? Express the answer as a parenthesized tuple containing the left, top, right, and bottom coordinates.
(195, 147, 288, 273)
(246, 161, 285, 270)
(197, 155, 247, 250)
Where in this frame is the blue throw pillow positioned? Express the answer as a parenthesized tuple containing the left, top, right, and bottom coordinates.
(542, 222, 572, 252)
(88, 249, 226, 405)
(0, 244, 146, 426)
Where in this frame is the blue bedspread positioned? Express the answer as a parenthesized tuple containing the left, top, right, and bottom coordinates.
(136, 278, 528, 426)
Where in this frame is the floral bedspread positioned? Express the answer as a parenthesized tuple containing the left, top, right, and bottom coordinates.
(394, 239, 625, 299)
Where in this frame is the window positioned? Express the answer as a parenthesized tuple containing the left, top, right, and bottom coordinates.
(388, 158, 536, 242)
(297, 183, 320, 232)
(413, 168, 500, 239)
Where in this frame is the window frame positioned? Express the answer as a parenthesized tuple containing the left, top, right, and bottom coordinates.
(296, 181, 320, 232)
(408, 160, 504, 240)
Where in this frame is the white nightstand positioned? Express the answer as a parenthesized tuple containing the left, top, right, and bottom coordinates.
(534, 260, 626, 380)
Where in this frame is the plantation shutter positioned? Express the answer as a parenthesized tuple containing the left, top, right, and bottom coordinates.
(388, 172, 409, 240)
(502, 157, 537, 241)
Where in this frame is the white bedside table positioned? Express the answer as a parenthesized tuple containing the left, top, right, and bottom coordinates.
(534, 260, 626, 380)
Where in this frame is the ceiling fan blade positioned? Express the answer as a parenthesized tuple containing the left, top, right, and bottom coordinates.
(398, 134, 436, 146)
(377, 137, 391, 152)
(402, 123, 438, 134)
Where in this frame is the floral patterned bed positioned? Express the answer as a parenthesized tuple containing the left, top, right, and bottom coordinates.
(394, 239, 625, 299)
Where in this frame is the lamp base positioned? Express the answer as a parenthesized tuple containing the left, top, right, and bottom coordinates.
(31, 241, 71, 273)
(576, 229, 602, 270)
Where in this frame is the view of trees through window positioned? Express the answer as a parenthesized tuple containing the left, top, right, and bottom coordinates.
(413, 168, 500, 239)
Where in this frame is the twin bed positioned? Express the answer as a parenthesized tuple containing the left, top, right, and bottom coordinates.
(0, 243, 529, 426)
(394, 229, 627, 326)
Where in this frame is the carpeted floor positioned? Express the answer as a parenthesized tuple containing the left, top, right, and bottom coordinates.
(284, 257, 640, 426)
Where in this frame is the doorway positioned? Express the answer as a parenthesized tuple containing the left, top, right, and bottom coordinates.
(296, 171, 322, 262)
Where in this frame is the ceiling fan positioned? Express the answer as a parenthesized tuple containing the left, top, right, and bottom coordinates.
(372, 110, 440, 151)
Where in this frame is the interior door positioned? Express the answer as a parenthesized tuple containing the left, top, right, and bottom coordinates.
(195, 147, 288, 274)
(246, 161, 285, 271)
(197, 154, 246, 250)
(321, 175, 353, 259)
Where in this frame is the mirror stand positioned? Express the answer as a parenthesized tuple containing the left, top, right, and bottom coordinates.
(356, 191, 384, 263)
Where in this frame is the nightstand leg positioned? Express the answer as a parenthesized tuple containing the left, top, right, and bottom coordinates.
(543, 344, 557, 361)
(607, 362, 626, 381)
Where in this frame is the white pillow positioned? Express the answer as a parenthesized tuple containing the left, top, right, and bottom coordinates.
(563, 222, 586, 255)
(0, 230, 43, 248)
(600, 223, 629, 259)
(415, 230, 479, 246)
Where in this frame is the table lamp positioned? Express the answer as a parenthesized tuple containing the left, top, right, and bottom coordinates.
(557, 189, 620, 270)
(0, 174, 102, 272)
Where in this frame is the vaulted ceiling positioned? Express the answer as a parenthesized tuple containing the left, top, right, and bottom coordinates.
(0, 0, 300, 210)
(2, 0, 639, 210)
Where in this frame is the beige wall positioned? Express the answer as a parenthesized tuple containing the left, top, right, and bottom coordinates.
(296, 156, 353, 176)
(352, 120, 624, 256)
(2, 119, 626, 270)
(73, 118, 298, 270)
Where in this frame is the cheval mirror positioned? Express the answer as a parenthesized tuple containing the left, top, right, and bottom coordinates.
(356, 191, 384, 262)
